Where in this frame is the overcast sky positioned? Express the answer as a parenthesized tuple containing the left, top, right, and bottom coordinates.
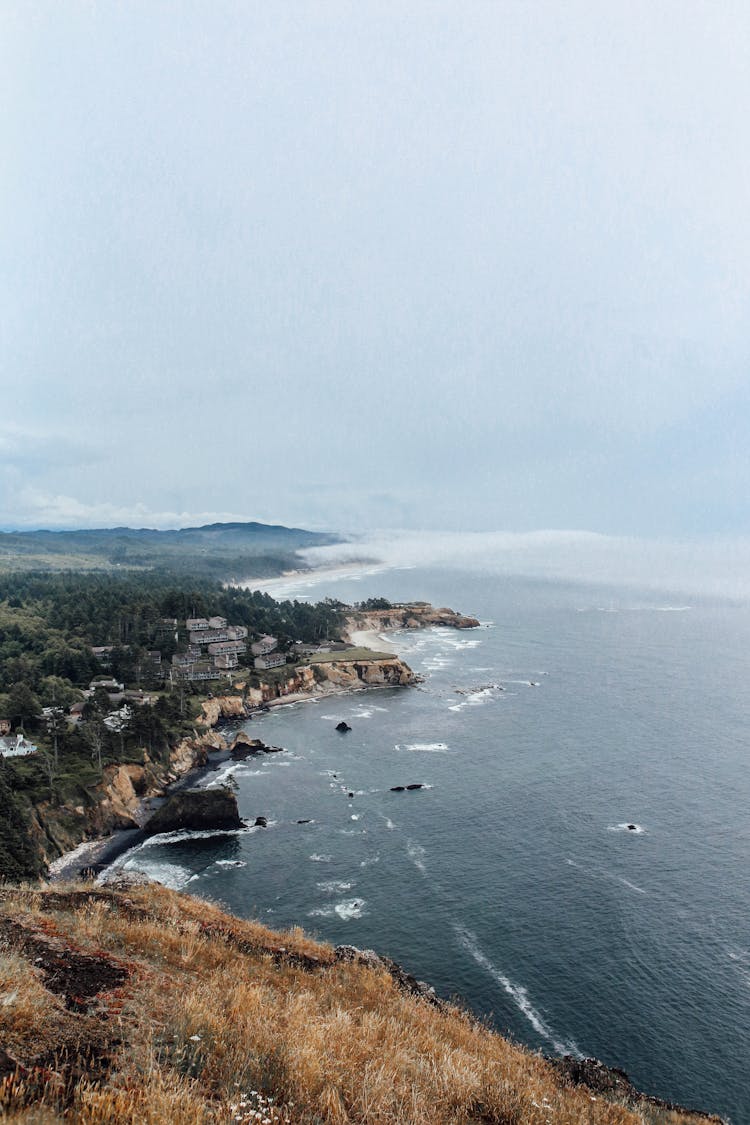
(2, 1, 749, 537)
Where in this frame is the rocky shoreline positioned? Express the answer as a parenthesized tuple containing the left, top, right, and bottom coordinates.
(47, 602, 479, 883)
(47, 649, 422, 883)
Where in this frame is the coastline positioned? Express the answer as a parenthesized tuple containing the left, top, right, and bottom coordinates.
(47, 671, 406, 884)
(46, 603, 471, 886)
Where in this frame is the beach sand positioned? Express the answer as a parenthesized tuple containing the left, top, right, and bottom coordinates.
(346, 628, 397, 653)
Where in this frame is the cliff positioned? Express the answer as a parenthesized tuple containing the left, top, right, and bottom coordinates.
(33, 733, 219, 871)
(0, 881, 722, 1124)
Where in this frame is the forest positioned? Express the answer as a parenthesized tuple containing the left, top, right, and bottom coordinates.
(0, 570, 349, 878)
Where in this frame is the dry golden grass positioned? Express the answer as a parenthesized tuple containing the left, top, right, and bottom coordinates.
(0, 882, 721, 1125)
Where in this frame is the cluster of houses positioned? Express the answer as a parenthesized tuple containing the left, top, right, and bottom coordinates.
(170, 618, 285, 682)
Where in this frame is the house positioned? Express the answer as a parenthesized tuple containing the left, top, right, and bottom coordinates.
(254, 652, 286, 671)
(207, 640, 246, 657)
(251, 635, 278, 657)
(89, 678, 125, 695)
(186, 617, 210, 632)
(213, 652, 239, 670)
(0, 734, 37, 758)
(90, 645, 116, 667)
(189, 626, 247, 646)
(208, 616, 227, 630)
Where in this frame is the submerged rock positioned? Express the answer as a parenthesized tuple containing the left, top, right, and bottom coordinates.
(144, 788, 243, 835)
(390, 785, 406, 792)
(406, 783, 425, 790)
(336, 721, 352, 732)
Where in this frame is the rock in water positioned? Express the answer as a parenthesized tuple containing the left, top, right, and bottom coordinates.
(144, 788, 243, 834)
(406, 783, 425, 790)
(254, 815, 268, 828)
(336, 721, 352, 732)
(390, 785, 405, 792)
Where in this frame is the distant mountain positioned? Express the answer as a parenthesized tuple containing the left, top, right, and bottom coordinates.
(0, 522, 341, 579)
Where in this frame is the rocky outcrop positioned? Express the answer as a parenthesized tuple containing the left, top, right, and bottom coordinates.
(344, 603, 480, 639)
(200, 695, 249, 728)
(313, 657, 416, 690)
(229, 732, 282, 758)
(144, 787, 243, 835)
(549, 1057, 723, 1122)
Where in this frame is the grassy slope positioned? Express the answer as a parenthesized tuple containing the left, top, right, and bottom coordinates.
(0, 882, 720, 1125)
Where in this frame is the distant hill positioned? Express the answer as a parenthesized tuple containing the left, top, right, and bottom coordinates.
(0, 521, 341, 579)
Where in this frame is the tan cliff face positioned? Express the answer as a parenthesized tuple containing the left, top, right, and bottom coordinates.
(314, 658, 416, 689)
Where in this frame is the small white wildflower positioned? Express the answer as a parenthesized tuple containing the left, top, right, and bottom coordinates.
(189, 1034, 202, 1042)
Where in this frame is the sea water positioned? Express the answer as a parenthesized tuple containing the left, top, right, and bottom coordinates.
(114, 567, 750, 1122)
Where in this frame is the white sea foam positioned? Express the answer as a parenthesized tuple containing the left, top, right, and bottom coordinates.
(618, 876, 646, 894)
(407, 840, 427, 874)
(454, 925, 582, 1057)
(608, 823, 646, 835)
(335, 899, 366, 920)
(449, 687, 495, 712)
(566, 858, 646, 894)
(396, 741, 449, 753)
(350, 814, 360, 821)
(317, 880, 354, 893)
(309, 853, 333, 862)
(216, 859, 247, 868)
(139, 826, 255, 847)
(308, 898, 366, 920)
(206, 764, 242, 788)
(121, 861, 194, 890)
(385, 818, 395, 830)
(359, 853, 380, 867)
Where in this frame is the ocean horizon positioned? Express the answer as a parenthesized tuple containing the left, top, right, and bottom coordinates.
(112, 557, 750, 1123)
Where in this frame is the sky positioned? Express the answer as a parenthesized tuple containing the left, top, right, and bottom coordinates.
(2, 1, 749, 539)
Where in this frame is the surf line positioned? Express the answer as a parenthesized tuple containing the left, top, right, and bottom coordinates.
(453, 923, 582, 1058)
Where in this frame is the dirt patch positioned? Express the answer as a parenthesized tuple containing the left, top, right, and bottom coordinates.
(0, 917, 129, 1011)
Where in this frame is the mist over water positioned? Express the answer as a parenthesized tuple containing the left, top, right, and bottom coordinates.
(116, 558, 750, 1122)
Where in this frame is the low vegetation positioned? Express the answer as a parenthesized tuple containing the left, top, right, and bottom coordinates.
(0, 881, 720, 1124)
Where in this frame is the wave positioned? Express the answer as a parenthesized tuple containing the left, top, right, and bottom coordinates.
(216, 859, 247, 868)
(119, 861, 195, 891)
(449, 687, 496, 712)
(309, 853, 333, 862)
(395, 741, 449, 753)
(406, 839, 427, 874)
(608, 823, 646, 835)
(309, 899, 366, 921)
(138, 826, 256, 847)
(316, 880, 354, 894)
(453, 925, 582, 1057)
(566, 858, 646, 895)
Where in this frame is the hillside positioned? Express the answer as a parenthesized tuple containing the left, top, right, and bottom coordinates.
(0, 522, 341, 578)
(0, 880, 721, 1124)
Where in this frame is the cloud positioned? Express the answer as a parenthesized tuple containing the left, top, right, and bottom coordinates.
(0, 424, 102, 471)
(298, 529, 750, 602)
(0, 485, 257, 531)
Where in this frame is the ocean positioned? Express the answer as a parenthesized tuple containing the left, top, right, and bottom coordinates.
(112, 563, 750, 1123)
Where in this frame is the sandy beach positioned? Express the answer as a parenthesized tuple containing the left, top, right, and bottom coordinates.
(346, 628, 397, 653)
